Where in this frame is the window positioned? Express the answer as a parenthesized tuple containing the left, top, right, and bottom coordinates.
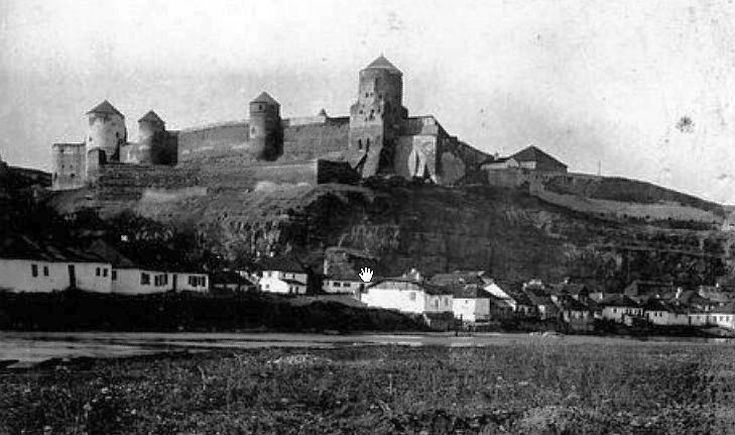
(409, 292, 416, 301)
(43, 266, 49, 277)
(112, 270, 117, 281)
(358, 139, 363, 150)
(334, 282, 341, 288)
(31, 264, 38, 277)
(95, 267, 101, 276)
(141, 273, 150, 285)
(103, 268, 108, 277)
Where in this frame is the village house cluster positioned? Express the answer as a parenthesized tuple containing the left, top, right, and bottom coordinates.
(255, 254, 735, 333)
(3, 234, 735, 334)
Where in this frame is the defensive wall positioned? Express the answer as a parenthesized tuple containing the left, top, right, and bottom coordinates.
(483, 168, 725, 226)
(177, 116, 351, 165)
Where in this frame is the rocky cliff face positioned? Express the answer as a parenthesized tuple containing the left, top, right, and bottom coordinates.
(126, 178, 733, 290)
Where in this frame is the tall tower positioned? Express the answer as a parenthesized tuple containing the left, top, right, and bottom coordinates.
(85, 100, 126, 163)
(249, 92, 281, 160)
(137, 110, 165, 164)
(348, 55, 405, 177)
(51, 143, 86, 190)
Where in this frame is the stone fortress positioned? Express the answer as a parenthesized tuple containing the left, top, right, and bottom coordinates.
(47, 55, 728, 229)
(51, 56, 492, 191)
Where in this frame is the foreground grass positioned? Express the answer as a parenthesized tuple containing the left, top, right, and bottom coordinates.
(2, 341, 735, 434)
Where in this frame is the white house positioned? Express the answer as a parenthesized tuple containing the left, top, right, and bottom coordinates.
(708, 304, 735, 330)
(642, 299, 690, 326)
(362, 277, 453, 315)
(0, 237, 113, 293)
(599, 295, 643, 323)
(688, 311, 710, 326)
(111, 267, 173, 295)
(322, 271, 365, 298)
(450, 284, 492, 323)
(257, 256, 309, 295)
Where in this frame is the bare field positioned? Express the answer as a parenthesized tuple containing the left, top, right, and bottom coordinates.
(2, 340, 735, 434)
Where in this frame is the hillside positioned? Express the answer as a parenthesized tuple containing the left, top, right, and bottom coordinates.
(110, 178, 733, 290)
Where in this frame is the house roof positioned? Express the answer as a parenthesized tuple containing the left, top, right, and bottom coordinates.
(507, 290, 534, 306)
(510, 146, 566, 168)
(642, 298, 689, 315)
(86, 100, 124, 117)
(256, 256, 308, 274)
(450, 284, 493, 299)
(85, 239, 137, 269)
(251, 92, 280, 106)
(550, 282, 589, 296)
(364, 55, 402, 73)
(555, 295, 591, 312)
(138, 110, 164, 124)
(598, 294, 640, 308)
(368, 277, 451, 295)
(0, 235, 108, 264)
(429, 271, 487, 287)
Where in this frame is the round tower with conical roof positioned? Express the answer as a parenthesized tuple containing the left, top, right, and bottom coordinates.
(348, 55, 406, 177)
(248, 92, 281, 160)
(85, 100, 126, 163)
(136, 110, 165, 164)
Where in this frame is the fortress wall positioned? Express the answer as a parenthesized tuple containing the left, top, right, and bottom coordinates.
(197, 161, 319, 190)
(177, 121, 251, 162)
(483, 168, 725, 225)
(89, 164, 200, 202)
(282, 118, 349, 161)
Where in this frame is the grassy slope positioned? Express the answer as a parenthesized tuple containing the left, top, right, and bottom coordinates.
(1, 342, 734, 434)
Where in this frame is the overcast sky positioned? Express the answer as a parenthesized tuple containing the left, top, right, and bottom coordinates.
(1, 0, 734, 203)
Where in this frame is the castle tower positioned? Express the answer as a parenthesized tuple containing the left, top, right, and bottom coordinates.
(136, 110, 165, 164)
(248, 92, 281, 160)
(85, 100, 126, 163)
(51, 143, 86, 190)
(348, 55, 406, 177)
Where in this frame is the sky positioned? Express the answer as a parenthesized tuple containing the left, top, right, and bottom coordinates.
(1, 0, 735, 203)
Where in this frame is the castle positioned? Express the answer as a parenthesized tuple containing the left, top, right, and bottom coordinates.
(51, 56, 493, 191)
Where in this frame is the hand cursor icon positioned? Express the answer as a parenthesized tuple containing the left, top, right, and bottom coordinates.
(359, 267, 373, 283)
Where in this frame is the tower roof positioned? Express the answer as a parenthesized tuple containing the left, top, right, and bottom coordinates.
(251, 92, 280, 106)
(138, 110, 164, 124)
(86, 100, 124, 117)
(364, 55, 401, 73)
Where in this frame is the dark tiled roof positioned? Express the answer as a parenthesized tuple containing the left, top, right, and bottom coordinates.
(598, 294, 640, 308)
(429, 271, 486, 287)
(86, 100, 124, 117)
(85, 239, 137, 269)
(251, 92, 280, 106)
(511, 146, 566, 168)
(0, 235, 107, 263)
(364, 55, 401, 73)
(256, 256, 308, 274)
(138, 110, 164, 124)
(450, 284, 492, 299)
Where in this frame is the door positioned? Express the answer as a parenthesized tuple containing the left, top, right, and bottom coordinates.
(172, 274, 177, 292)
(68, 264, 76, 289)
